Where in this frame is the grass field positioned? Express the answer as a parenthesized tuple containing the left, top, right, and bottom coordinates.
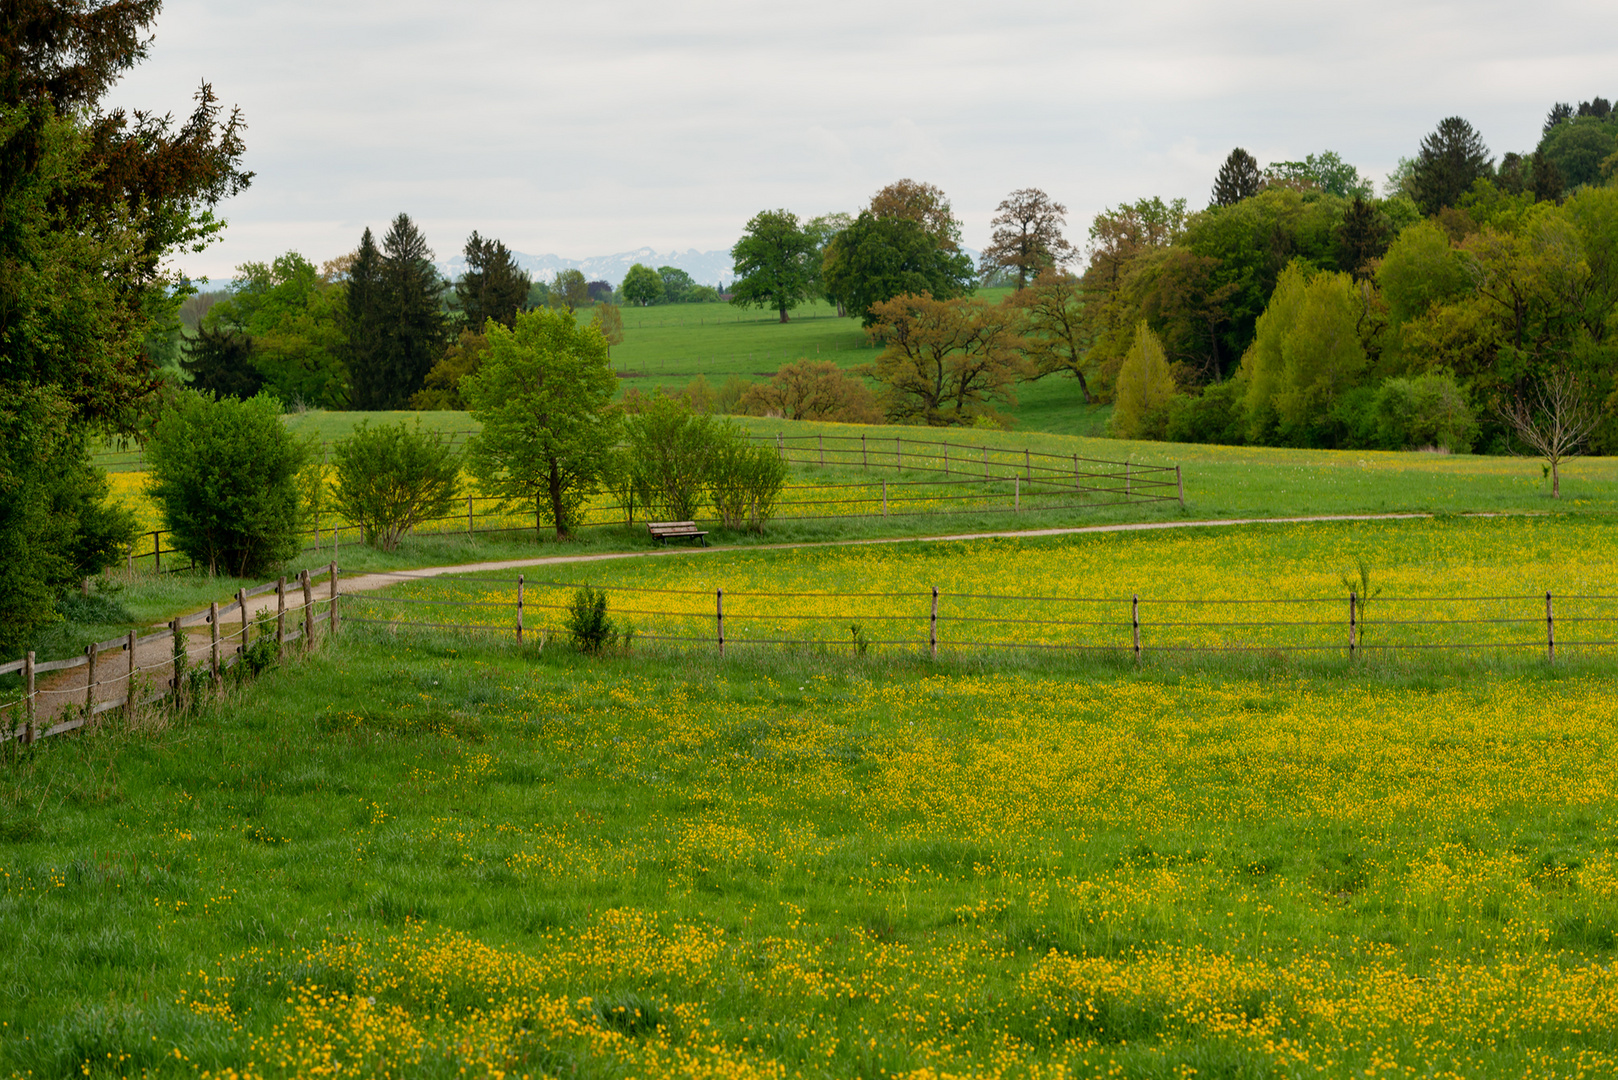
(5, 515, 1618, 1077)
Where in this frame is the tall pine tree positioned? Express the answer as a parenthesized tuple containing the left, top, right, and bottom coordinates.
(455, 231, 531, 332)
(1410, 117, 1493, 215)
(1211, 149, 1261, 206)
(347, 215, 448, 409)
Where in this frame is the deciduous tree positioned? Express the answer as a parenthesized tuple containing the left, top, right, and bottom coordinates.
(865, 294, 1028, 426)
(621, 263, 664, 306)
(658, 266, 696, 303)
(1495, 369, 1598, 497)
(822, 213, 975, 326)
(980, 188, 1076, 290)
(1109, 322, 1176, 439)
(737, 359, 882, 422)
(550, 269, 589, 312)
(462, 309, 620, 539)
(1010, 270, 1095, 402)
(730, 209, 816, 323)
(867, 179, 962, 251)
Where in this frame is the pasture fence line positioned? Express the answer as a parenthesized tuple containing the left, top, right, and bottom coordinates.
(337, 573, 1603, 664)
(1, 564, 341, 747)
(110, 437, 1183, 576)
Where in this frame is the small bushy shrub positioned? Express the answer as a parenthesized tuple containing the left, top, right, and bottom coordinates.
(707, 430, 788, 533)
(625, 393, 718, 521)
(330, 420, 462, 551)
(146, 391, 310, 576)
(566, 586, 619, 654)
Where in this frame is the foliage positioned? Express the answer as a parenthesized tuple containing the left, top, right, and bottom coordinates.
(550, 269, 589, 312)
(737, 359, 882, 423)
(410, 330, 488, 410)
(1410, 116, 1494, 214)
(0, 10, 248, 646)
(658, 266, 696, 303)
(1263, 151, 1374, 199)
(866, 178, 963, 250)
(804, 212, 855, 315)
(348, 217, 450, 409)
(1211, 148, 1261, 206)
(1536, 115, 1618, 194)
(1239, 264, 1371, 444)
(822, 212, 976, 326)
(564, 586, 619, 654)
(620, 263, 664, 307)
(729, 209, 816, 323)
(865, 294, 1027, 426)
(204, 251, 349, 409)
(454, 232, 530, 332)
(145, 391, 310, 576)
(1009, 270, 1095, 401)
(1373, 372, 1479, 452)
(707, 427, 788, 532)
(329, 420, 462, 551)
(1109, 322, 1176, 439)
(462, 308, 619, 539)
(591, 302, 624, 357)
(624, 392, 719, 521)
(180, 324, 261, 400)
(979, 188, 1076, 290)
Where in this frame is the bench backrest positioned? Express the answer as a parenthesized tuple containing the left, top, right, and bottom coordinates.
(648, 521, 699, 532)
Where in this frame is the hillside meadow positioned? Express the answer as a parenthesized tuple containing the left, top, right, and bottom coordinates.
(4, 515, 1618, 1077)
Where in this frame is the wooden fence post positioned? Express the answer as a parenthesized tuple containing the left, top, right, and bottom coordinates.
(517, 575, 525, 645)
(1177, 465, 1185, 509)
(1546, 592, 1555, 663)
(1349, 592, 1357, 659)
(818, 434, 825, 468)
(1073, 455, 1080, 493)
(84, 641, 98, 716)
(716, 588, 724, 657)
(23, 651, 34, 743)
(1014, 476, 1020, 512)
(930, 586, 939, 660)
(1024, 449, 1031, 481)
(209, 602, 220, 684)
(238, 588, 249, 659)
(944, 444, 950, 476)
(468, 496, 474, 535)
(328, 562, 339, 635)
(1125, 462, 1132, 499)
(896, 436, 902, 471)
(275, 577, 286, 650)
(862, 434, 868, 470)
(776, 432, 783, 460)
(126, 630, 137, 718)
(302, 570, 315, 648)
(883, 481, 888, 518)
(154, 530, 161, 573)
(1132, 596, 1141, 663)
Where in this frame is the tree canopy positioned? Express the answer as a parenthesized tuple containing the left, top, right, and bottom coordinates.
(729, 209, 816, 323)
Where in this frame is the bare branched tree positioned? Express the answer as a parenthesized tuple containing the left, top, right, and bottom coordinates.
(1494, 370, 1599, 498)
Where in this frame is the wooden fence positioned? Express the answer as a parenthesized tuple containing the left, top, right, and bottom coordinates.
(110, 434, 1183, 574)
(339, 572, 1616, 662)
(0, 565, 340, 745)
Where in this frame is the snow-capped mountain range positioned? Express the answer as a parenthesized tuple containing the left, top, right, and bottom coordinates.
(435, 247, 736, 289)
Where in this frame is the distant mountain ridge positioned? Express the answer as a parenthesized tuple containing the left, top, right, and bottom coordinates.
(436, 247, 735, 289)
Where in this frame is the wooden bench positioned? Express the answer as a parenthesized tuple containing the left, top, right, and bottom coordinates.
(648, 520, 708, 546)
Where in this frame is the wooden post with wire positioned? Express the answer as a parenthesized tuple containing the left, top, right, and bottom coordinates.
(328, 562, 339, 635)
(301, 570, 315, 648)
(1546, 592, 1555, 663)
(1177, 466, 1185, 509)
(85, 641, 98, 716)
(716, 588, 725, 657)
(882, 481, 888, 517)
(23, 652, 34, 744)
(1349, 592, 1357, 659)
(125, 630, 136, 718)
(209, 601, 220, 684)
(1132, 596, 1141, 664)
(1014, 476, 1020, 512)
(930, 587, 939, 660)
(516, 575, 525, 645)
(862, 434, 868, 470)
(238, 588, 249, 660)
(275, 577, 286, 650)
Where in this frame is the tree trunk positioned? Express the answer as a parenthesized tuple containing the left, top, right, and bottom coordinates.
(1553, 457, 1561, 498)
(778, 304, 790, 324)
(548, 456, 570, 538)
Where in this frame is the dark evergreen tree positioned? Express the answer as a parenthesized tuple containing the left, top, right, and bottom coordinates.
(1336, 197, 1391, 279)
(1544, 102, 1573, 136)
(1409, 117, 1493, 215)
(349, 214, 448, 410)
(1531, 150, 1565, 203)
(180, 324, 261, 399)
(454, 231, 530, 332)
(1577, 97, 1612, 120)
(1211, 148, 1262, 207)
(346, 227, 388, 409)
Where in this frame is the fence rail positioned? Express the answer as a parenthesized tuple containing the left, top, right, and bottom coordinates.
(1, 565, 340, 745)
(107, 434, 1183, 574)
(335, 573, 1602, 663)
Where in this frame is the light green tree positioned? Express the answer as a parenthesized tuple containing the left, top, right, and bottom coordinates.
(1240, 263, 1369, 440)
(1109, 322, 1176, 439)
(462, 309, 620, 539)
(620, 263, 664, 306)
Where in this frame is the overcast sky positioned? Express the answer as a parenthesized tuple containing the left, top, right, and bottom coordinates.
(108, 0, 1618, 281)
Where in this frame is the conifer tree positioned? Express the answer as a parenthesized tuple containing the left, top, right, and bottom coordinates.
(455, 231, 530, 332)
(1211, 149, 1262, 206)
(349, 215, 449, 409)
(1410, 117, 1493, 215)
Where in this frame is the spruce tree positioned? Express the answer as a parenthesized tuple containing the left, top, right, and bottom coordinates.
(1211, 149, 1261, 207)
(1409, 117, 1493, 215)
(455, 231, 530, 332)
(349, 214, 449, 410)
(180, 324, 261, 399)
(346, 227, 388, 409)
(1336, 197, 1390, 279)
